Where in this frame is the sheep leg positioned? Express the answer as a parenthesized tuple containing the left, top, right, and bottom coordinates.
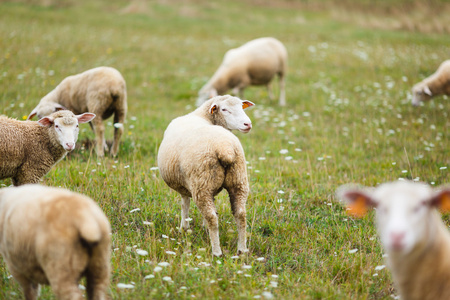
(91, 118, 106, 157)
(111, 107, 126, 157)
(228, 188, 248, 254)
(193, 191, 222, 256)
(86, 243, 111, 300)
(180, 195, 191, 230)
(278, 73, 286, 106)
(8, 269, 39, 300)
(267, 82, 274, 100)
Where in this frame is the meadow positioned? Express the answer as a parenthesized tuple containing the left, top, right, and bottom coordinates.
(0, 0, 449, 299)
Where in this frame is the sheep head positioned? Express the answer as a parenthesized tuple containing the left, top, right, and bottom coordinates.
(38, 110, 96, 151)
(207, 95, 254, 133)
(338, 181, 450, 255)
(412, 83, 433, 106)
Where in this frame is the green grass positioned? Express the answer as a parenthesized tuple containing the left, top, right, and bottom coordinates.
(0, 0, 449, 299)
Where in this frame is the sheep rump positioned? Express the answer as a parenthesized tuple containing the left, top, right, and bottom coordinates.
(0, 184, 111, 300)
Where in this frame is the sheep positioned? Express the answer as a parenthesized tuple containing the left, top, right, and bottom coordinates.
(158, 95, 255, 257)
(0, 110, 95, 186)
(27, 66, 127, 157)
(197, 37, 287, 107)
(338, 180, 450, 300)
(412, 59, 450, 106)
(0, 184, 111, 300)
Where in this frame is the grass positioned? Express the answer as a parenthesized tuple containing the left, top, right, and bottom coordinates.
(0, 0, 449, 299)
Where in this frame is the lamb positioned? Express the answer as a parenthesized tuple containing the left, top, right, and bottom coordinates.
(197, 37, 287, 107)
(158, 95, 255, 256)
(412, 59, 450, 106)
(27, 66, 127, 157)
(0, 184, 111, 300)
(338, 180, 450, 300)
(0, 110, 95, 186)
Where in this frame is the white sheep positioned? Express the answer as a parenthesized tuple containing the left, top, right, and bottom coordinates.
(338, 180, 450, 300)
(0, 184, 111, 300)
(158, 95, 255, 256)
(0, 110, 95, 186)
(412, 59, 450, 106)
(197, 37, 287, 107)
(27, 66, 127, 157)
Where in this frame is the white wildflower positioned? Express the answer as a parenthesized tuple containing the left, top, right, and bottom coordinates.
(348, 249, 358, 254)
(136, 249, 148, 256)
(117, 283, 134, 289)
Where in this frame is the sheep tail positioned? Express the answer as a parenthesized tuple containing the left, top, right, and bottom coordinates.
(215, 142, 236, 167)
(76, 211, 103, 245)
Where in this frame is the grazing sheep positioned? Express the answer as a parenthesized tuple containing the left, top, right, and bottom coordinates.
(197, 37, 287, 107)
(412, 59, 450, 106)
(338, 181, 450, 300)
(28, 66, 127, 157)
(158, 95, 255, 256)
(0, 184, 111, 300)
(0, 110, 95, 186)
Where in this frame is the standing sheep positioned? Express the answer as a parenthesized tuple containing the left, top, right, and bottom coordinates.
(0, 110, 95, 186)
(27, 66, 127, 157)
(0, 184, 111, 300)
(158, 95, 255, 256)
(197, 37, 287, 107)
(411, 59, 450, 106)
(338, 181, 450, 300)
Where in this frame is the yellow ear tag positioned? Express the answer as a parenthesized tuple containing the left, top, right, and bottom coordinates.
(439, 194, 450, 213)
(348, 196, 368, 218)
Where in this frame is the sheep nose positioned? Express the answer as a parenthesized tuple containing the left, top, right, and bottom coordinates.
(65, 143, 75, 150)
(244, 122, 252, 130)
(390, 231, 406, 250)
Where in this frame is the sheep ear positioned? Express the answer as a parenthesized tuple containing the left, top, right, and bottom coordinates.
(54, 103, 68, 111)
(242, 100, 255, 109)
(210, 104, 218, 114)
(76, 113, 96, 124)
(424, 86, 432, 96)
(430, 188, 450, 213)
(337, 186, 376, 218)
(27, 108, 38, 120)
(37, 116, 54, 127)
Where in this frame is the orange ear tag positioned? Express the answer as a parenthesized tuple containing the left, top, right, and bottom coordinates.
(210, 105, 217, 114)
(439, 194, 450, 213)
(348, 196, 368, 218)
(242, 102, 250, 109)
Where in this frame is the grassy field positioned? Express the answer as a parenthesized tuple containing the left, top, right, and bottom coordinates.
(0, 0, 449, 299)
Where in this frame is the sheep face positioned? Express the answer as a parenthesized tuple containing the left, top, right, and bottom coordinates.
(412, 84, 432, 106)
(339, 181, 450, 255)
(38, 112, 96, 151)
(210, 97, 254, 133)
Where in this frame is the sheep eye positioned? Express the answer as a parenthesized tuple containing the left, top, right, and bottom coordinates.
(55, 125, 59, 128)
(222, 108, 227, 112)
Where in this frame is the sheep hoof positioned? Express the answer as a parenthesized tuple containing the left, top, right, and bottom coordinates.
(237, 248, 249, 255)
